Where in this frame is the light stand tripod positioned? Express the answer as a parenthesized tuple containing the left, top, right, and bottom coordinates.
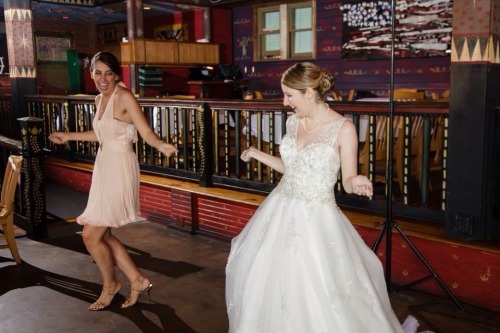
(371, 0, 463, 311)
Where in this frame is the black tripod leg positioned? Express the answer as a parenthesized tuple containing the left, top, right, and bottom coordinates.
(372, 220, 395, 292)
(372, 222, 388, 251)
(393, 224, 464, 311)
(368, 0, 463, 314)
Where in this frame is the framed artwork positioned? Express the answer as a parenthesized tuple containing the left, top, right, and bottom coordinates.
(97, 23, 127, 45)
(35, 34, 72, 62)
(340, 0, 453, 60)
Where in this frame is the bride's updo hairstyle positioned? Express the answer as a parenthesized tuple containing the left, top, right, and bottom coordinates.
(281, 62, 335, 102)
(90, 51, 122, 82)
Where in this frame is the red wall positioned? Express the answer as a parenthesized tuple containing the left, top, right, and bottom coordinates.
(211, 8, 233, 64)
(130, 8, 233, 97)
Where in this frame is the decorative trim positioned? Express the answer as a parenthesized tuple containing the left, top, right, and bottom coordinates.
(38, 0, 95, 6)
(197, 106, 206, 178)
(10, 66, 36, 78)
(4, 9, 32, 21)
(451, 35, 500, 63)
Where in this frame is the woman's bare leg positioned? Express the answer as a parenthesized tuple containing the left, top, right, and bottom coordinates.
(103, 231, 151, 308)
(82, 225, 121, 310)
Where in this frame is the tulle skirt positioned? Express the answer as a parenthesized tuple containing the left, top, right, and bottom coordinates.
(226, 191, 405, 333)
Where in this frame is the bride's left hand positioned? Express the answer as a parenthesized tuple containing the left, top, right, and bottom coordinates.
(351, 175, 373, 198)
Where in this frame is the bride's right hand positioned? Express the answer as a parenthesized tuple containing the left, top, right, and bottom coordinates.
(241, 146, 256, 162)
(48, 132, 68, 144)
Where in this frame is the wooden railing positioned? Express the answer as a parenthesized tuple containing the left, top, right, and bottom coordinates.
(206, 100, 449, 221)
(1, 95, 449, 225)
(332, 101, 449, 221)
(0, 116, 48, 239)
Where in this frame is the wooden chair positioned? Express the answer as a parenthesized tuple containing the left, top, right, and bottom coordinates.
(347, 88, 356, 101)
(417, 117, 445, 191)
(358, 115, 399, 183)
(429, 117, 444, 165)
(0, 155, 23, 264)
(431, 90, 450, 102)
(331, 89, 356, 102)
(393, 116, 424, 195)
(331, 91, 343, 101)
(393, 115, 446, 200)
(241, 111, 283, 183)
(443, 89, 450, 99)
(166, 94, 196, 99)
(213, 109, 245, 177)
(392, 89, 425, 101)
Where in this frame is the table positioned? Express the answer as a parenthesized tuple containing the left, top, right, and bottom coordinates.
(356, 97, 390, 102)
(242, 112, 288, 144)
(187, 80, 249, 98)
(242, 112, 371, 144)
(344, 114, 369, 142)
(152, 107, 236, 137)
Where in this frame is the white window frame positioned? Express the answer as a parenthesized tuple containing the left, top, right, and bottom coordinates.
(255, 1, 315, 61)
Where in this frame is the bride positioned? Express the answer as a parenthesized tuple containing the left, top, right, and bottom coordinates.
(225, 62, 421, 333)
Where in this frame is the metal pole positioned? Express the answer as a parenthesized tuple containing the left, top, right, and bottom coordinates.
(371, 0, 463, 310)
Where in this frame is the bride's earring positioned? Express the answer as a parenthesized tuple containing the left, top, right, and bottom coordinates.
(306, 88, 314, 100)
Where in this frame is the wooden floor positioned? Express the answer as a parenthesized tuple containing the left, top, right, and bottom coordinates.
(0, 181, 498, 333)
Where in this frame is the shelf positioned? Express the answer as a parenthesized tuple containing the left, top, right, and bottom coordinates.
(120, 39, 219, 66)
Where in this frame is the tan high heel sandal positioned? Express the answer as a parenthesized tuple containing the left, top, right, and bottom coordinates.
(121, 278, 153, 308)
(88, 283, 121, 311)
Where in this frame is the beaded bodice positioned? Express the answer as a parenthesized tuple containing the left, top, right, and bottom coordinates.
(274, 114, 346, 203)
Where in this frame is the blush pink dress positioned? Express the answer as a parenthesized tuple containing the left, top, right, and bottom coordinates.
(77, 85, 141, 227)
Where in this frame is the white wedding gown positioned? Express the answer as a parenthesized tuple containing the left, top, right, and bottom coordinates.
(226, 115, 414, 333)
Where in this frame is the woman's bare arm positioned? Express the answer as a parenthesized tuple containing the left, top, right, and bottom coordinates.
(116, 88, 177, 157)
(241, 146, 285, 174)
(338, 120, 373, 198)
(48, 130, 97, 144)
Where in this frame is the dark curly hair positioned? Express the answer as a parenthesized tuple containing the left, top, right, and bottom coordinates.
(90, 51, 122, 80)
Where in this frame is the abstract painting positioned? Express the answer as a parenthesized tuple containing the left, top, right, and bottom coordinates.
(35, 34, 72, 62)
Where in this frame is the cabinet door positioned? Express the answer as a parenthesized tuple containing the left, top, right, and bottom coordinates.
(120, 40, 219, 65)
(178, 43, 219, 64)
(145, 41, 178, 63)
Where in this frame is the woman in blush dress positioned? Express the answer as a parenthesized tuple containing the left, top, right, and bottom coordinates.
(49, 52, 177, 311)
(226, 62, 420, 333)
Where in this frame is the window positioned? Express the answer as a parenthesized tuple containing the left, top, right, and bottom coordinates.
(289, 4, 313, 58)
(256, 1, 315, 61)
(258, 7, 281, 60)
